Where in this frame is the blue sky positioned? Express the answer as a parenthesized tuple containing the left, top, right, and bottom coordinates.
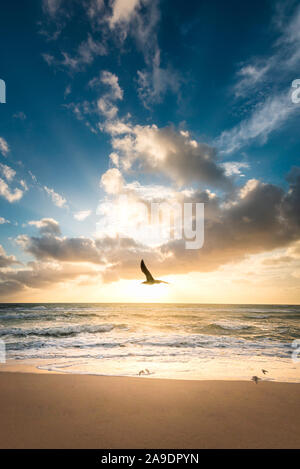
(0, 0, 300, 302)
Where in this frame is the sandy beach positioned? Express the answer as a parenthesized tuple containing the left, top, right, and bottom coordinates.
(0, 369, 299, 449)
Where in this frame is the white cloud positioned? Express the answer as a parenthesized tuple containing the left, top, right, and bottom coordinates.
(100, 168, 124, 194)
(224, 4, 300, 153)
(28, 171, 37, 183)
(0, 137, 9, 156)
(74, 210, 92, 221)
(44, 186, 67, 208)
(234, 63, 271, 98)
(234, 4, 300, 98)
(239, 179, 260, 199)
(0, 163, 16, 182)
(137, 48, 180, 106)
(97, 98, 119, 119)
(109, 0, 141, 28)
(105, 0, 177, 106)
(44, 35, 107, 71)
(77, 34, 107, 65)
(20, 179, 28, 191)
(105, 120, 230, 188)
(217, 91, 298, 154)
(222, 161, 249, 177)
(0, 179, 24, 203)
(28, 218, 61, 235)
(100, 71, 123, 100)
(0, 217, 10, 224)
(92, 71, 123, 120)
(61, 35, 107, 70)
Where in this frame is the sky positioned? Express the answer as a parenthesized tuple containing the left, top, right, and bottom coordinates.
(0, 0, 300, 303)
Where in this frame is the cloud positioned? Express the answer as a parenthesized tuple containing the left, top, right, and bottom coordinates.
(0, 178, 24, 203)
(60, 35, 107, 70)
(217, 91, 298, 154)
(41, 0, 177, 105)
(13, 111, 27, 120)
(20, 179, 28, 191)
(0, 261, 100, 297)
(0, 163, 16, 181)
(74, 210, 92, 221)
(40, 0, 69, 40)
(92, 71, 123, 100)
(0, 217, 10, 224)
(87, 0, 105, 19)
(97, 98, 119, 119)
(90, 71, 123, 119)
(16, 234, 104, 264)
(100, 168, 124, 194)
(218, 4, 300, 154)
(76, 34, 107, 65)
(28, 171, 37, 183)
(28, 218, 61, 235)
(282, 166, 300, 229)
(43, 34, 107, 70)
(105, 121, 230, 188)
(0, 245, 18, 268)
(106, 0, 178, 106)
(65, 71, 123, 128)
(2, 166, 298, 293)
(222, 161, 249, 177)
(44, 186, 67, 208)
(234, 4, 300, 98)
(42, 53, 55, 66)
(109, 0, 141, 28)
(64, 84, 71, 99)
(137, 48, 181, 106)
(101, 167, 300, 281)
(0, 137, 9, 156)
(42, 0, 62, 17)
(234, 63, 271, 98)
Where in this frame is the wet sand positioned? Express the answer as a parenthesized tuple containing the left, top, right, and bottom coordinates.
(0, 370, 299, 448)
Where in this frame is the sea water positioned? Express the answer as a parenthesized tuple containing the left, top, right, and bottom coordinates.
(0, 303, 299, 382)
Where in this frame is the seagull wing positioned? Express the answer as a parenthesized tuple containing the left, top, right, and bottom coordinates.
(141, 259, 155, 282)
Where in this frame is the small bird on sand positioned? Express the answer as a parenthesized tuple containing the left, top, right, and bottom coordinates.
(262, 369, 268, 374)
(138, 369, 151, 376)
(251, 376, 261, 384)
(140, 259, 168, 285)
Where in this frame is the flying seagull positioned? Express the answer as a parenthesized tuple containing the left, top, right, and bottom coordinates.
(262, 369, 268, 375)
(140, 259, 168, 285)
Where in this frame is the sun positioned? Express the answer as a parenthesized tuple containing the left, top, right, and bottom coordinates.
(116, 280, 171, 302)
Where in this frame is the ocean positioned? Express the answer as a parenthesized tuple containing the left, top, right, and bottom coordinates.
(0, 303, 299, 382)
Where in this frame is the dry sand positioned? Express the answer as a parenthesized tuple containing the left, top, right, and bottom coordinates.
(0, 371, 299, 449)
